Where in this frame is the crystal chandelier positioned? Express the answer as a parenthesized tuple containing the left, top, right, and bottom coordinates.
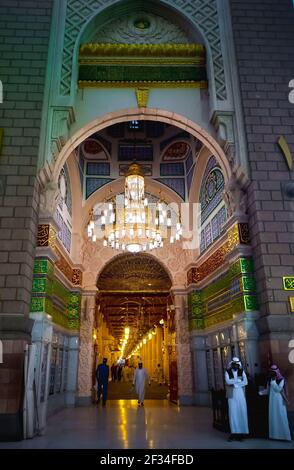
(87, 162, 182, 253)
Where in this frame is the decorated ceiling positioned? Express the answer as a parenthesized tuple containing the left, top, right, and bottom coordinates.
(97, 253, 172, 292)
(77, 120, 202, 200)
(97, 253, 171, 340)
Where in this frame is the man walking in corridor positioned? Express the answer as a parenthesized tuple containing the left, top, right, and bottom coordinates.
(133, 362, 150, 407)
(96, 358, 109, 406)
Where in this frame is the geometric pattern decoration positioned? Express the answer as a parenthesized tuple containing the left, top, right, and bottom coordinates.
(118, 143, 153, 161)
(155, 177, 185, 200)
(86, 162, 110, 176)
(160, 162, 185, 176)
(55, 209, 72, 253)
(200, 205, 227, 253)
(86, 177, 113, 198)
(60, 0, 226, 101)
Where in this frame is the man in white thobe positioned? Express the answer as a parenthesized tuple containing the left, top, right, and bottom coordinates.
(154, 363, 164, 385)
(225, 357, 249, 441)
(259, 364, 291, 441)
(133, 362, 150, 406)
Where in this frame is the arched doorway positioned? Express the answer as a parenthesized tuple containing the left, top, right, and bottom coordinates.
(93, 253, 177, 402)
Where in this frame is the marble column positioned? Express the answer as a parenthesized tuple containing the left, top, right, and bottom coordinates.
(172, 288, 194, 405)
(190, 334, 210, 405)
(77, 291, 96, 406)
(65, 335, 79, 406)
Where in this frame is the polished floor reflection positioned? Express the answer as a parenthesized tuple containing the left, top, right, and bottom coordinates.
(0, 400, 293, 449)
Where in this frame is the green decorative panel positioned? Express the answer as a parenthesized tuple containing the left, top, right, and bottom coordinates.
(31, 257, 81, 330)
(189, 255, 259, 331)
(189, 318, 205, 331)
(33, 258, 54, 277)
(241, 276, 256, 293)
(52, 279, 69, 304)
(79, 64, 207, 83)
(32, 278, 47, 293)
(203, 272, 231, 299)
(205, 310, 233, 328)
(188, 291, 203, 317)
(68, 291, 81, 330)
(244, 295, 258, 311)
(231, 296, 245, 315)
(229, 257, 254, 278)
(51, 307, 69, 329)
(283, 277, 294, 290)
(240, 257, 254, 274)
(30, 297, 46, 312)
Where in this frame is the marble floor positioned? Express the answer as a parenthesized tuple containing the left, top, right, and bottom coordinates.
(0, 400, 293, 449)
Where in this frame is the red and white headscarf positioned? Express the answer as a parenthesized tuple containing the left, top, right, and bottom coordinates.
(270, 364, 288, 398)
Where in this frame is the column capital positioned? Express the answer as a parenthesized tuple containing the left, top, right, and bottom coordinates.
(170, 286, 187, 298)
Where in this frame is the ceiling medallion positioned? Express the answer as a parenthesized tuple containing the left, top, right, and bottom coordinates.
(87, 162, 182, 253)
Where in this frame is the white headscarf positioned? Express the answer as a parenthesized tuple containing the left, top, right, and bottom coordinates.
(227, 357, 243, 369)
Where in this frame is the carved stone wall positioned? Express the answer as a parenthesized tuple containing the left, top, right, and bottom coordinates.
(60, 0, 226, 100)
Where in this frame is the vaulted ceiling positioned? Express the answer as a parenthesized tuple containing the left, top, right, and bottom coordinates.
(97, 254, 171, 344)
(97, 253, 172, 293)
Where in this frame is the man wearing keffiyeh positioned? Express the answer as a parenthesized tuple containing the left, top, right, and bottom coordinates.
(225, 357, 249, 442)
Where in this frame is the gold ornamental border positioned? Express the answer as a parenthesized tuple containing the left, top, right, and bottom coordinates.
(79, 58, 204, 66)
(79, 43, 206, 58)
(78, 80, 208, 89)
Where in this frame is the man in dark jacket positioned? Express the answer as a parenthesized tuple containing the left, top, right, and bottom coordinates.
(96, 358, 109, 406)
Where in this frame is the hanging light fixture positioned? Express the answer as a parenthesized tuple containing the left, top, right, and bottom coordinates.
(87, 162, 182, 253)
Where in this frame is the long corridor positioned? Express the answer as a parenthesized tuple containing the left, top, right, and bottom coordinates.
(0, 401, 293, 449)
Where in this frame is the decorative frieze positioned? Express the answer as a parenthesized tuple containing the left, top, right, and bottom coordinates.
(30, 257, 81, 330)
(55, 247, 83, 287)
(188, 256, 258, 330)
(187, 244, 227, 285)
